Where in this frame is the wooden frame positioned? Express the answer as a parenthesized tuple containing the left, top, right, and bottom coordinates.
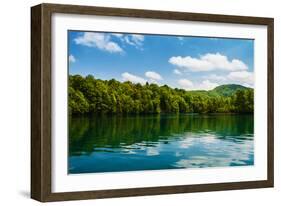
(31, 3, 274, 202)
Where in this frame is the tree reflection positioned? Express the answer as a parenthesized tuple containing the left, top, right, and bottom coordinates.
(69, 114, 253, 156)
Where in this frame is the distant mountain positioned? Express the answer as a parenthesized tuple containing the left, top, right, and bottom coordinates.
(210, 84, 252, 97)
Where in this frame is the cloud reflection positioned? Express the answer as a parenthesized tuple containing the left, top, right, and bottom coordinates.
(173, 133, 253, 168)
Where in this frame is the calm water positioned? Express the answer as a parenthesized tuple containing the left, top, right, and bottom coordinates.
(68, 114, 254, 174)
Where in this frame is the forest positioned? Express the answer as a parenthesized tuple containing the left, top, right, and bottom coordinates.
(69, 75, 254, 115)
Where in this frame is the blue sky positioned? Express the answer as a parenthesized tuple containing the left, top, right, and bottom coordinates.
(68, 31, 254, 90)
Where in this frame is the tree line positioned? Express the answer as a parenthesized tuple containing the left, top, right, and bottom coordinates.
(69, 75, 254, 115)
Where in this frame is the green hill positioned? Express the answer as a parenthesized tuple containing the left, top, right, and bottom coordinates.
(210, 84, 251, 97)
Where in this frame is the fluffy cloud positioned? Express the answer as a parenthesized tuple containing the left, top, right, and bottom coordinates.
(69, 54, 76, 63)
(178, 79, 194, 89)
(122, 72, 146, 85)
(205, 74, 226, 81)
(74, 32, 123, 53)
(74, 32, 145, 52)
(178, 79, 218, 91)
(122, 71, 163, 85)
(111, 33, 124, 38)
(124, 34, 144, 48)
(203, 71, 254, 87)
(169, 53, 248, 72)
(131, 34, 144, 44)
(145, 71, 163, 81)
(227, 71, 254, 86)
(173, 69, 182, 75)
(196, 80, 219, 90)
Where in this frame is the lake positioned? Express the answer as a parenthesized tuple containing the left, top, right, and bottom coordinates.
(68, 114, 254, 174)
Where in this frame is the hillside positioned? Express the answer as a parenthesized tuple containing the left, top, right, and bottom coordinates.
(210, 84, 251, 97)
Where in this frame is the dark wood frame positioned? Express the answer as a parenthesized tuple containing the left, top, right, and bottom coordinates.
(31, 3, 274, 202)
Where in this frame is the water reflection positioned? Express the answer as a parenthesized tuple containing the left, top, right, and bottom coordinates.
(69, 114, 254, 173)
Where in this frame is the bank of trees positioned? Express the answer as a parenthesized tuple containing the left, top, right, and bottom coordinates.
(69, 75, 254, 115)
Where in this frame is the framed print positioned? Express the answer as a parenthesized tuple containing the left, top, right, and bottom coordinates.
(31, 3, 274, 202)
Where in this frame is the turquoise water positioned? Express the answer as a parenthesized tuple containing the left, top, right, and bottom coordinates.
(68, 114, 254, 174)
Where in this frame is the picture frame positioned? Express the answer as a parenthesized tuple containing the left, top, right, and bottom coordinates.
(31, 3, 274, 202)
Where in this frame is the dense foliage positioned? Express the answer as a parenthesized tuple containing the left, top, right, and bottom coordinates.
(69, 75, 254, 115)
(211, 84, 248, 96)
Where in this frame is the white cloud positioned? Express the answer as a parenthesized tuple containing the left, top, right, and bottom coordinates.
(173, 69, 182, 75)
(178, 79, 218, 91)
(206, 74, 226, 81)
(131, 34, 144, 44)
(195, 80, 219, 90)
(74, 32, 123, 53)
(124, 34, 144, 48)
(145, 71, 163, 81)
(74, 32, 145, 52)
(169, 53, 248, 72)
(122, 71, 163, 85)
(111, 33, 124, 38)
(227, 71, 254, 86)
(203, 72, 254, 87)
(178, 79, 194, 89)
(122, 72, 147, 85)
(69, 54, 76, 63)
(124, 37, 133, 45)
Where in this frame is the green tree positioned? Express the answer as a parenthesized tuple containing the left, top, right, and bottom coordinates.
(68, 75, 254, 115)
